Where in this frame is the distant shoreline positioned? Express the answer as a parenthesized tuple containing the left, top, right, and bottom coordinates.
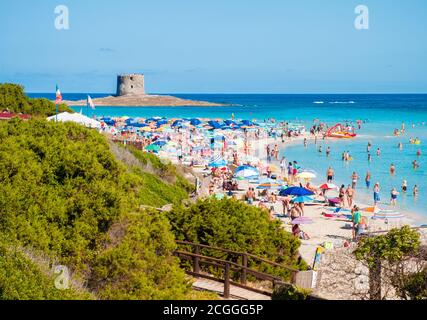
(59, 94, 231, 107)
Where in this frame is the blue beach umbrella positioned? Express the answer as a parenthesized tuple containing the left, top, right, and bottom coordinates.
(234, 165, 259, 180)
(293, 196, 315, 203)
(279, 187, 314, 197)
(190, 118, 202, 126)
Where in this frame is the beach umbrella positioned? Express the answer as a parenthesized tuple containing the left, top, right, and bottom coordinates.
(291, 217, 314, 225)
(145, 144, 161, 152)
(267, 164, 280, 173)
(190, 118, 202, 126)
(153, 140, 167, 146)
(279, 187, 314, 197)
(256, 181, 283, 189)
(296, 171, 317, 180)
(373, 210, 405, 219)
(293, 196, 314, 203)
(234, 165, 259, 180)
(319, 183, 339, 190)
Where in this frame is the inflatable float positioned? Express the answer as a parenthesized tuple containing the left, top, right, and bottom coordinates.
(325, 123, 357, 139)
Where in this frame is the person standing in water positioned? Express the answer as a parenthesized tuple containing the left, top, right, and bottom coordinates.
(390, 163, 396, 175)
(326, 146, 331, 157)
(402, 180, 407, 193)
(413, 185, 418, 197)
(303, 138, 307, 147)
(365, 171, 371, 189)
(351, 171, 359, 189)
(367, 142, 372, 153)
(368, 153, 372, 162)
(327, 167, 334, 183)
(417, 149, 421, 156)
(376, 148, 381, 156)
(390, 188, 399, 206)
(412, 160, 419, 169)
(373, 182, 381, 206)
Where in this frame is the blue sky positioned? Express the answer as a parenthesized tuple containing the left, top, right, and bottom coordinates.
(0, 0, 426, 93)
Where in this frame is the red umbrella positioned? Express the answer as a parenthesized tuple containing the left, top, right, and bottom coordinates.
(319, 183, 339, 190)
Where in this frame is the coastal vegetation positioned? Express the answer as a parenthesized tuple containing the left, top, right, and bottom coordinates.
(168, 198, 307, 280)
(0, 118, 197, 299)
(0, 83, 72, 116)
(354, 226, 426, 300)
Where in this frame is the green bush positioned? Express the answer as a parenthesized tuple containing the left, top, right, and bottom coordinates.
(0, 83, 72, 116)
(168, 197, 307, 280)
(271, 283, 311, 300)
(0, 118, 195, 299)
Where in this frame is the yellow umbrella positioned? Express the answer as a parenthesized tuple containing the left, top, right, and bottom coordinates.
(267, 164, 280, 173)
(296, 171, 317, 179)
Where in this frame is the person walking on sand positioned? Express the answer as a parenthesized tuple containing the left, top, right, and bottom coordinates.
(346, 185, 355, 208)
(351, 171, 359, 189)
(390, 188, 399, 206)
(339, 184, 346, 208)
(365, 171, 371, 189)
(327, 167, 334, 183)
(351, 206, 361, 240)
(274, 144, 279, 160)
(280, 156, 287, 174)
(373, 182, 381, 206)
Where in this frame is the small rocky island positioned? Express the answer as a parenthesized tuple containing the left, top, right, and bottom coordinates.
(61, 73, 227, 107)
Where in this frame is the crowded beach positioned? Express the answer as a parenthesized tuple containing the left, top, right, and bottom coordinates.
(88, 115, 423, 265)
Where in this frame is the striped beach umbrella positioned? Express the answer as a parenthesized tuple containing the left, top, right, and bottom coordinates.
(234, 165, 259, 180)
(373, 210, 405, 219)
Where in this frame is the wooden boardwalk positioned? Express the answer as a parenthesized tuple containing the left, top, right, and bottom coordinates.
(192, 278, 271, 300)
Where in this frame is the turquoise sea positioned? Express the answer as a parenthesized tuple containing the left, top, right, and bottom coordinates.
(30, 93, 427, 222)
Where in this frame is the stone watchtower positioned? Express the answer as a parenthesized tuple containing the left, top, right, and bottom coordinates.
(116, 73, 145, 96)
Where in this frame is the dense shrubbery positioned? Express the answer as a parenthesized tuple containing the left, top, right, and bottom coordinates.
(0, 118, 197, 299)
(271, 283, 311, 300)
(0, 83, 72, 116)
(168, 198, 307, 280)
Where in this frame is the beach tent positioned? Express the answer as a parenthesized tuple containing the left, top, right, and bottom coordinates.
(47, 112, 101, 128)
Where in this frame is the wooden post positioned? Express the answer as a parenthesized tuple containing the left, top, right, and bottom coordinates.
(193, 245, 200, 274)
(241, 254, 248, 285)
(224, 262, 230, 298)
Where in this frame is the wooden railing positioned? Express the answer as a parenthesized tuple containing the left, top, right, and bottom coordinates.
(173, 240, 299, 298)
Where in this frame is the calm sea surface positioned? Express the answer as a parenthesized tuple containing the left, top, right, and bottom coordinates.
(29, 93, 427, 222)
